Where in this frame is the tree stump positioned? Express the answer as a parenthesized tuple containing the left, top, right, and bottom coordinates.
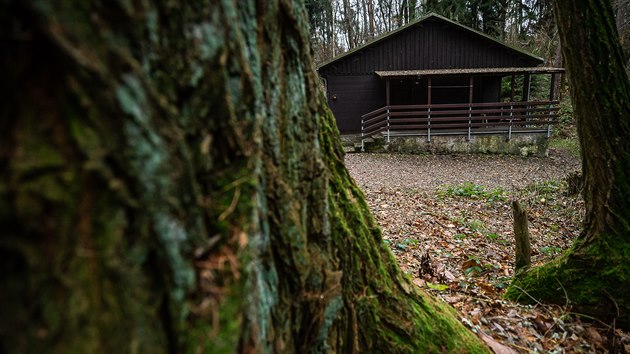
(512, 200, 531, 271)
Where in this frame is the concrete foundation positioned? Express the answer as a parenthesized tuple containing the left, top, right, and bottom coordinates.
(346, 133, 549, 156)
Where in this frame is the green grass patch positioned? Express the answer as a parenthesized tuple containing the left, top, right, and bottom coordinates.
(540, 246, 562, 256)
(439, 182, 507, 203)
(549, 96, 580, 157)
(549, 137, 580, 157)
(453, 233, 467, 240)
(467, 219, 485, 232)
(396, 237, 419, 251)
(485, 232, 499, 241)
(521, 179, 566, 202)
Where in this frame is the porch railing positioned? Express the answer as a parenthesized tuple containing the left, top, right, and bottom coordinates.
(360, 101, 559, 151)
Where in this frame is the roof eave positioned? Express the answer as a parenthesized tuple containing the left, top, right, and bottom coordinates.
(374, 66, 565, 79)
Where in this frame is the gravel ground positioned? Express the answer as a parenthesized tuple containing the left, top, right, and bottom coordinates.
(345, 149, 581, 192)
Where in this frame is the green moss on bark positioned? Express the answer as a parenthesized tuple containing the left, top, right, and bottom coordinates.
(319, 106, 488, 352)
(506, 235, 630, 327)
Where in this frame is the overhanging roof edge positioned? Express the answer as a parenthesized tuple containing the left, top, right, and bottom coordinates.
(375, 67, 565, 78)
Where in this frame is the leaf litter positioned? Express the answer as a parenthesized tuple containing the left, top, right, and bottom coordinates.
(345, 150, 629, 353)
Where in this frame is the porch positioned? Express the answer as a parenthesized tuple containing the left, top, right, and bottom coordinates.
(360, 67, 564, 151)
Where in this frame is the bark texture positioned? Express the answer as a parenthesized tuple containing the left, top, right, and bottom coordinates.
(507, 0, 630, 328)
(0, 1, 488, 353)
(511, 201, 531, 271)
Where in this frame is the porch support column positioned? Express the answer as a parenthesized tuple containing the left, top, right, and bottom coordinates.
(509, 74, 517, 139)
(468, 76, 473, 141)
(522, 73, 532, 123)
(547, 73, 557, 138)
(522, 73, 531, 102)
(427, 77, 432, 142)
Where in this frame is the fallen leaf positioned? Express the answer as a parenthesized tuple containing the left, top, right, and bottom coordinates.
(584, 327, 604, 347)
(478, 282, 497, 295)
(426, 282, 449, 291)
(479, 331, 519, 354)
(531, 314, 549, 333)
(442, 269, 456, 282)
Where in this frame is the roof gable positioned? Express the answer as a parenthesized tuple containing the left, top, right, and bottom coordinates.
(317, 13, 543, 73)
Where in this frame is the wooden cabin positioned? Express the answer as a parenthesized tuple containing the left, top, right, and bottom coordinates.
(317, 14, 563, 148)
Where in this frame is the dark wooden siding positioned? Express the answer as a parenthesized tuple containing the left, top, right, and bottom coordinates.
(319, 19, 541, 76)
(327, 75, 384, 133)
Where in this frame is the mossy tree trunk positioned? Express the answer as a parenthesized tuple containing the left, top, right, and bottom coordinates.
(0, 1, 489, 353)
(507, 0, 630, 328)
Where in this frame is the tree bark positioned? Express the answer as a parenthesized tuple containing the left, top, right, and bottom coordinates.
(0, 0, 489, 352)
(511, 201, 531, 271)
(342, 0, 357, 48)
(552, 41, 562, 97)
(368, 0, 376, 38)
(507, 0, 630, 329)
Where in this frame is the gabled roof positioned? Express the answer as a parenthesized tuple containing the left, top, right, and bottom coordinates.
(317, 13, 543, 70)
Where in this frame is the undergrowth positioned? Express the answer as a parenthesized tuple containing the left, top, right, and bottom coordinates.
(549, 96, 581, 157)
(439, 182, 507, 203)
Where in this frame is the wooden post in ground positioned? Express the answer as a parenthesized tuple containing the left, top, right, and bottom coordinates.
(512, 200, 531, 271)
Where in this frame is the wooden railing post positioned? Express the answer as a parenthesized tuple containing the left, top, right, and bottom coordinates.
(508, 104, 513, 140)
(427, 78, 432, 142)
(468, 77, 473, 141)
(427, 106, 431, 142)
(546, 102, 553, 138)
(386, 80, 391, 143)
(361, 116, 365, 151)
(467, 104, 472, 141)
(386, 106, 390, 143)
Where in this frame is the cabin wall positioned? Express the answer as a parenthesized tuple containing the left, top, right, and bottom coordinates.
(481, 77, 501, 102)
(326, 75, 384, 133)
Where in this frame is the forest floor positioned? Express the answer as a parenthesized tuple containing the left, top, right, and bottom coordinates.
(345, 148, 630, 353)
